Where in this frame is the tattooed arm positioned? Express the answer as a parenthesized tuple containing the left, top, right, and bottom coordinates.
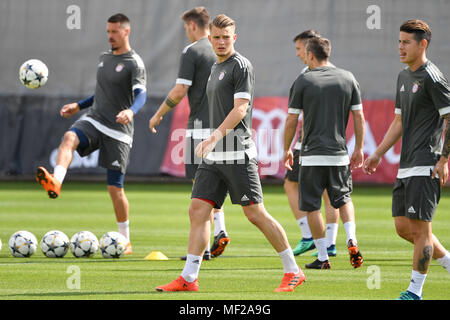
(149, 83, 189, 133)
(432, 114, 450, 186)
(442, 114, 450, 158)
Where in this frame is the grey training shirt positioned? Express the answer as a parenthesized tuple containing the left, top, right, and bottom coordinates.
(205, 52, 257, 162)
(288, 65, 362, 166)
(176, 37, 216, 132)
(86, 49, 146, 145)
(394, 60, 450, 178)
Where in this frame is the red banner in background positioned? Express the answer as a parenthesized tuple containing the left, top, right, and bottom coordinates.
(160, 97, 190, 177)
(161, 97, 401, 184)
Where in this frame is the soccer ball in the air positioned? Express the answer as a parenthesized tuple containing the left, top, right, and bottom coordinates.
(40, 230, 70, 258)
(19, 59, 48, 89)
(70, 231, 99, 258)
(99, 231, 128, 258)
(9, 231, 38, 257)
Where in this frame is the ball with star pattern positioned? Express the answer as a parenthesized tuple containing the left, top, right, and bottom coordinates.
(40, 230, 70, 258)
(70, 231, 99, 258)
(99, 231, 128, 258)
(8, 231, 38, 258)
(19, 59, 48, 89)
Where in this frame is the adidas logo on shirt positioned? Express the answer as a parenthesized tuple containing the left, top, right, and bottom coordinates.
(400, 84, 405, 92)
(241, 194, 249, 201)
(408, 206, 416, 214)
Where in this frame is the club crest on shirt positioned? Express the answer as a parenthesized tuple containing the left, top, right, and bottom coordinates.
(115, 63, 125, 72)
(219, 71, 226, 80)
(412, 81, 420, 93)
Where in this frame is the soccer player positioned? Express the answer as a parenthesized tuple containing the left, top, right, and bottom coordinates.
(149, 7, 229, 260)
(35, 13, 147, 255)
(156, 14, 305, 293)
(284, 30, 340, 257)
(284, 37, 365, 270)
(364, 19, 450, 300)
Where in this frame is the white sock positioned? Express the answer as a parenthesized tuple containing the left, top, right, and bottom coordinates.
(343, 221, 357, 245)
(314, 238, 329, 261)
(206, 239, 211, 252)
(278, 248, 299, 274)
(181, 254, 202, 282)
(407, 270, 427, 297)
(436, 251, 450, 274)
(53, 165, 67, 184)
(297, 216, 312, 239)
(117, 220, 130, 242)
(213, 211, 226, 236)
(326, 223, 338, 247)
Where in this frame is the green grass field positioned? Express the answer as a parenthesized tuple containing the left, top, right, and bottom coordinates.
(0, 181, 449, 301)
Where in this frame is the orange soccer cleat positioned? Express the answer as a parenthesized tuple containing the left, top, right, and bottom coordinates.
(274, 268, 306, 292)
(348, 239, 363, 268)
(156, 276, 199, 292)
(210, 231, 230, 258)
(36, 166, 61, 199)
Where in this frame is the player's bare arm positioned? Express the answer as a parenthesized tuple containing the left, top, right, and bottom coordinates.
(149, 83, 189, 133)
(432, 114, 450, 186)
(363, 114, 402, 175)
(283, 113, 299, 171)
(350, 109, 365, 171)
(60, 103, 80, 118)
(195, 98, 249, 158)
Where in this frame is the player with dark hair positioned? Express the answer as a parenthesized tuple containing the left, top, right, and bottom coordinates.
(36, 13, 147, 255)
(156, 14, 304, 293)
(285, 30, 340, 257)
(284, 36, 365, 270)
(364, 19, 450, 300)
(149, 7, 230, 260)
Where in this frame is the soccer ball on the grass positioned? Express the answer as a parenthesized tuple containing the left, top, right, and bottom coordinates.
(9, 231, 38, 258)
(0, 238, 2, 252)
(100, 231, 128, 258)
(40, 230, 70, 258)
(19, 59, 48, 89)
(70, 231, 99, 258)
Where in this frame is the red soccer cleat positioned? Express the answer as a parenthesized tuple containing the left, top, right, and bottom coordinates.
(274, 267, 306, 292)
(156, 276, 199, 292)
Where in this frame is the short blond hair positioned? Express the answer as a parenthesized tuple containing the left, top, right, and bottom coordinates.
(210, 14, 235, 30)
